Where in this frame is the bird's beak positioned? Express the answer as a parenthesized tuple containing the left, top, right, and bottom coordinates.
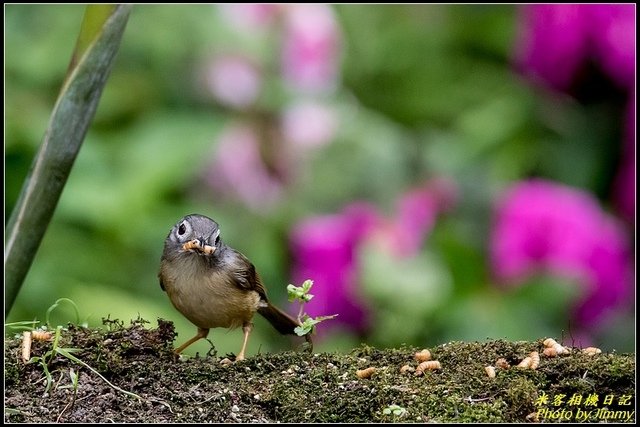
(182, 239, 216, 255)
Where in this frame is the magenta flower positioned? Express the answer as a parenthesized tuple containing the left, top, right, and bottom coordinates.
(204, 123, 284, 212)
(514, 5, 588, 91)
(588, 4, 635, 91)
(281, 4, 341, 93)
(290, 203, 381, 334)
(576, 216, 632, 325)
(514, 4, 635, 91)
(613, 100, 636, 224)
(514, 4, 635, 243)
(490, 179, 632, 326)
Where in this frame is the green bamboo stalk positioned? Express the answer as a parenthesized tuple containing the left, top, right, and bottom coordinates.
(4, 5, 133, 315)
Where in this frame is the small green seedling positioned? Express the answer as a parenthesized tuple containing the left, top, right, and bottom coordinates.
(63, 368, 80, 394)
(18, 298, 141, 401)
(28, 325, 67, 394)
(56, 368, 80, 422)
(382, 404, 407, 418)
(45, 298, 84, 328)
(287, 279, 337, 337)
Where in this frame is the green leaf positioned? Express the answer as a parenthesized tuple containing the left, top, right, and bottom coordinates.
(4, 5, 132, 315)
(69, 368, 79, 386)
(301, 279, 314, 293)
(293, 314, 338, 336)
(383, 405, 407, 417)
(66, 5, 120, 77)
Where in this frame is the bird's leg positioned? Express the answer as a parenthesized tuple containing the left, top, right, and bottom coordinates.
(175, 327, 209, 354)
(236, 322, 253, 361)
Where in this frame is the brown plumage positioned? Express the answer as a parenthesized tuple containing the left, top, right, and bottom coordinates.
(159, 214, 306, 360)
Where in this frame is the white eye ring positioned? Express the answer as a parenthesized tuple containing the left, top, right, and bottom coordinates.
(175, 220, 192, 240)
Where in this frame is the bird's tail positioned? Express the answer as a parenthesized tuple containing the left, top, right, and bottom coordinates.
(258, 303, 300, 335)
(258, 303, 313, 348)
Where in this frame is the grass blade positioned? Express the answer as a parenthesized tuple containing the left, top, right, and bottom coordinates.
(4, 5, 132, 315)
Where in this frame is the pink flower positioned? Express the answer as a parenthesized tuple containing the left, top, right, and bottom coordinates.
(514, 4, 635, 91)
(204, 123, 284, 212)
(370, 178, 458, 258)
(203, 55, 262, 109)
(289, 179, 458, 333)
(281, 4, 341, 93)
(217, 4, 280, 33)
(490, 179, 632, 326)
(281, 101, 338, 149)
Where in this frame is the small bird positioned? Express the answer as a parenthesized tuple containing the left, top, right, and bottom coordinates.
(159, 214, 305, 360)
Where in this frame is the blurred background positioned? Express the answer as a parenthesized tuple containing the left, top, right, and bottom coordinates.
(5, 5, 635, 356)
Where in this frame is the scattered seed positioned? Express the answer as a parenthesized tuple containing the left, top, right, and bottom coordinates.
(582, 347, 602, 356)
(495, 358, 510, 369)
(529, 351, 540, 370)
(356, 367, 377, 379)
(485, 366, 496, 378)
(400, 364, 415, 374)
(415, 360, 441, 375)
(517, 357, 533, 369)
(543, 338, 570, 355)
(21, 331, 32, 363)
(31, 330, 52, 341)
(414, 349, 432, 362)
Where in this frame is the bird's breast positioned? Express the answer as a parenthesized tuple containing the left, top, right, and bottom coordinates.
(160, 254, 261, 330)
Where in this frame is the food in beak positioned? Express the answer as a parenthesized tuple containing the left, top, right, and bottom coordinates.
(182, 239, 216, 254)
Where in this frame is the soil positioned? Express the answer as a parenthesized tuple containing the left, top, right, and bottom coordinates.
(4, 318, 635, 423)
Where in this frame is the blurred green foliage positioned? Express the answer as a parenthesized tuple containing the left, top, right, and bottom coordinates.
(5, 5, 131, 313)
(5, 5, 633, 356)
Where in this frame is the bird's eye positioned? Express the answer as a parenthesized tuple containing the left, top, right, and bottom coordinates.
(178, 223, 187, 236)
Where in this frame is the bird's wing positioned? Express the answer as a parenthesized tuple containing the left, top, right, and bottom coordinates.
(158, 270, 166, 291)
(231, 250, 269, 301)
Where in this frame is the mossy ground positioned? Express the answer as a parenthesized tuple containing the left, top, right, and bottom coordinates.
(4, 318, 635, 423)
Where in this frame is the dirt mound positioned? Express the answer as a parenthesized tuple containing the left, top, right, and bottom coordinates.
(4, 318, 635, 423)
